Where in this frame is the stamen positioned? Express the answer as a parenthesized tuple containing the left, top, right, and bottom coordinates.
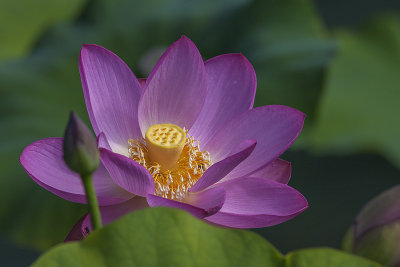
(128, 129, 212, 201)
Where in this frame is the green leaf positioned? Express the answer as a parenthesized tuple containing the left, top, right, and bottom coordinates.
(0, 0, 87, 62)
(232, 0, 336, 119)
(32, 208, 285, 267)
(33, 208, 382, 267)
(286, 248, 381, 267)
(311, 15, 400, 168)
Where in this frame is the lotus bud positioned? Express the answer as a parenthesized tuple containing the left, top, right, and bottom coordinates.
(342, 185, 400, 266)
(63, 112, 99, 175)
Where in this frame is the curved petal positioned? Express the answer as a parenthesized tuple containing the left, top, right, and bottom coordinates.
(97, 132, 111, 150)
(190, 140, 257, 192)
(190, 54, 257, 145)
(64, 214, 88, 242)
(184, 187, 226, 216)
(232, 158, 291, 184)
(138, 78, 147, 88)
(138, 36, 207, 134)
(20, 138, 133, 205)
(147, 195, 207, 218)
(80, 44, 142, 156)
(100, 148, 155, 197)
(205, 105, 305, 179)
(65, 197, 149, 241)
(147, 186, 225, 219)
(205, 177, 308, 228)
(98, 196, 149, 224)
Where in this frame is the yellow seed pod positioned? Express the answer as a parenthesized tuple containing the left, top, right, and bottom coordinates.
(145, 124, 186, 171)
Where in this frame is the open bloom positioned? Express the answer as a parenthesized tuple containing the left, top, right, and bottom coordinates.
(20, 36, 307, 239)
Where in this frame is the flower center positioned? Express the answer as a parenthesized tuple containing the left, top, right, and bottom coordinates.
(145, 124, 187, 171)
(128, 124, 212, 200)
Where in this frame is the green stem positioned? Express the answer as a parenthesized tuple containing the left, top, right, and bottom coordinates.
(81, 173, 102, 230)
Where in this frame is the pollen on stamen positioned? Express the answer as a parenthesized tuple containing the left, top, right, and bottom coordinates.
(128, 132, 212, 200)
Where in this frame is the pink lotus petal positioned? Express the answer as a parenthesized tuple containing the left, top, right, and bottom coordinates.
(97, 132, 111, 150)
(99, 196, 149, 224)
(190, 139, 257, 192)
(251, 158, 291, 184)
(147, 186, 225, 219)
(206, 212, 304, 229)
(184, 187, 226, 216)
(100, 148, 155, 197)
(80, 44, 143, 156)
(205, 105, 305, 180)
(206, 177, 308, 228)
(64, 214, 87, 242)
(138, 36, 207, 134)
(20, 138, 133, 205)
(65, 196, 149, 241)
(146, 194, 208, 218)
(190, 54, 256, 145)
(138, 78, 147, 88)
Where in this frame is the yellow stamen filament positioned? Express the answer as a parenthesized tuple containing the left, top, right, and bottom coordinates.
(128, 125, 212, 200)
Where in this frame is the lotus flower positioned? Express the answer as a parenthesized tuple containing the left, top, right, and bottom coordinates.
(20, 36, 308, 239)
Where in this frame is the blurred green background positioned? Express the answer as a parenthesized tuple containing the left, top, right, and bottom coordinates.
(1, 0, 399, 265)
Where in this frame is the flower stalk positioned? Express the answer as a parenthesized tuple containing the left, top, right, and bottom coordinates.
(81, 173, 102, 230)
